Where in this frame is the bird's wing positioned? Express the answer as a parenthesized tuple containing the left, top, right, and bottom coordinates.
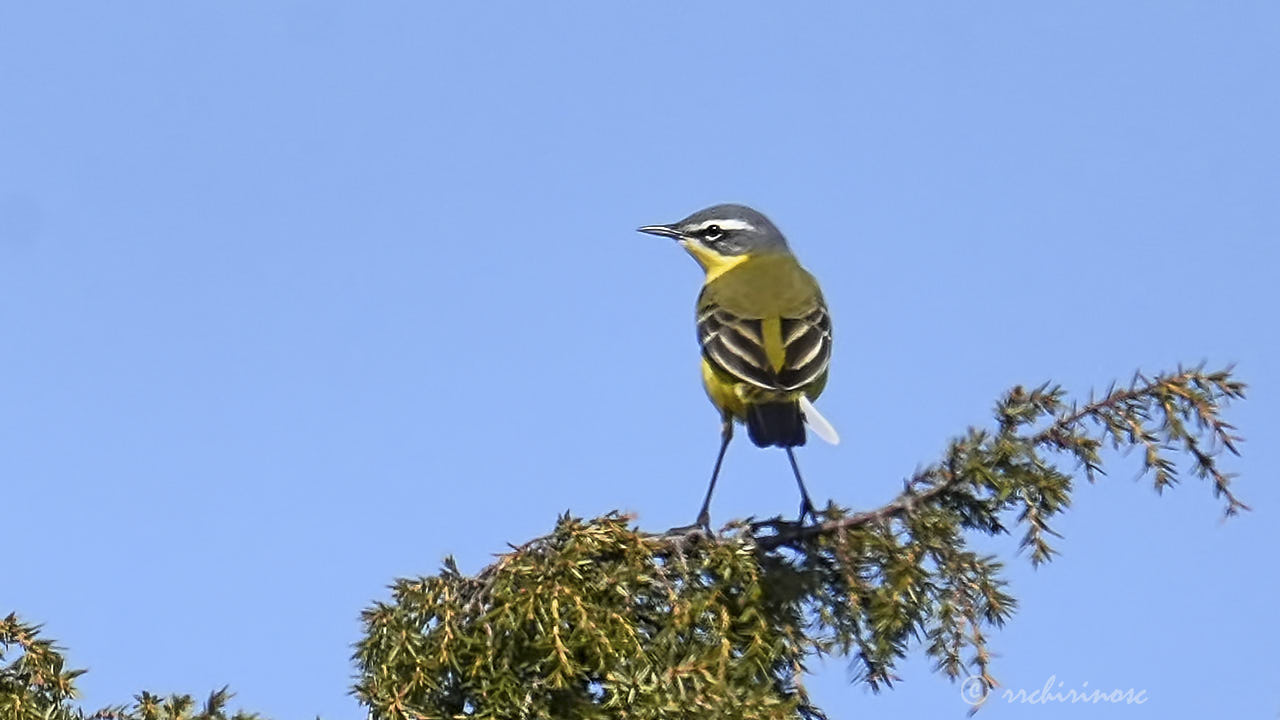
(697, 298, 832, 392)
(697, 305, 776, 389)
(774, 304, 832, 391)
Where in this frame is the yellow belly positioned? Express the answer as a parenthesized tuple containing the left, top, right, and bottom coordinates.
(701, 359, 747, 419)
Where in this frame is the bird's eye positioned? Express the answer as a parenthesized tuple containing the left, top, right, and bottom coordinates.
(702, 224, 724, 241)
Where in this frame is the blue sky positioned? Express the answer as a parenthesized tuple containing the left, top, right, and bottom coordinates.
(2, 3, 1276, 718)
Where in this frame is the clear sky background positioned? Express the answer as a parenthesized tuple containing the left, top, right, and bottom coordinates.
(2, 3, 1277, 718)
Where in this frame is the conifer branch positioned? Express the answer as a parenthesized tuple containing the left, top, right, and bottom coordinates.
(6, 365, 1248, 720)
(347, 365, 1247, 717)
(748, 365, 1246, 553)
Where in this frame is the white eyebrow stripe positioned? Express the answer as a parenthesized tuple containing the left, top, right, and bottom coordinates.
(688, 218, 756, 233)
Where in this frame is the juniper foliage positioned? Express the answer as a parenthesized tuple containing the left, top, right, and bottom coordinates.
(3, 367, 1248, 719)
(0, 614, 259, 720)
(352, 366, 1246, 719)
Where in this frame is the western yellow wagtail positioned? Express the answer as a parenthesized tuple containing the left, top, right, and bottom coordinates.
(638, 204, 838, 530)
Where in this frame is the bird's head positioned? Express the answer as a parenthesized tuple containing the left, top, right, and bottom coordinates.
(638, 204, 790, 273)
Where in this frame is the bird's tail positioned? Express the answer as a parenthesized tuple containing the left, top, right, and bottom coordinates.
(798, 395, 840, 445)
(746, 401, 806, 448)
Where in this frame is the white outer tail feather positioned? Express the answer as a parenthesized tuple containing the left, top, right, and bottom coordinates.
(799, 395, 840, 445)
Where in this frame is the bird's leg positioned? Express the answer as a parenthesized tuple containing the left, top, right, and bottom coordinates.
(696, 419, 734, 533)
(784, 447, 819, 525)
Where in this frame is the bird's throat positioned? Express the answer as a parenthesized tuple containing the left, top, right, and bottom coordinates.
(681, 240, 751, 282)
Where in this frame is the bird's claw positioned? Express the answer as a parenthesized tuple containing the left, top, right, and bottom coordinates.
(695, 511, 716, 538)
(798, 499, 819, 526)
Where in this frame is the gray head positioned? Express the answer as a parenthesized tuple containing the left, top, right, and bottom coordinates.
(637, 204, 791, 257)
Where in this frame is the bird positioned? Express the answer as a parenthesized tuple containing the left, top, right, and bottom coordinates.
(638, 204, 838, 531)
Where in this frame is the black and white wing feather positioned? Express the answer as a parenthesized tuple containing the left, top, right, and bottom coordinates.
(696, 303, 832, 392)
(697, 307, 775, 389)
(776, 308, 832, 391)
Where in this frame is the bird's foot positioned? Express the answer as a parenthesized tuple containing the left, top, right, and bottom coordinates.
(696, 510, 716, 538)
(797, 498, 820, 526)
(665, 521, 709, 536)
(663, 514, 716, 539)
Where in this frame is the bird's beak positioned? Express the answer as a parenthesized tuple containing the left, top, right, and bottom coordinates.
(636, 224, 684, 240)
